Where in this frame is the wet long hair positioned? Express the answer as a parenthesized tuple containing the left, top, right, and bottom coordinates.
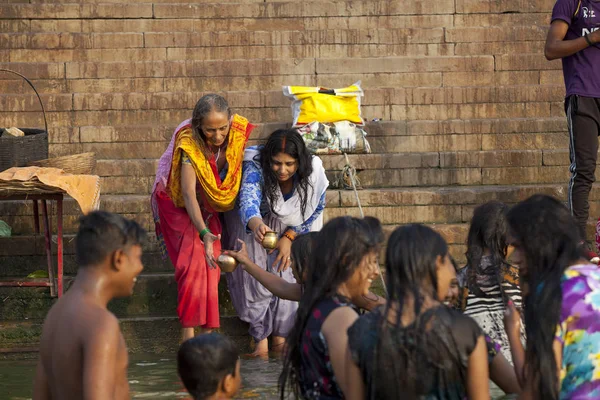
(465, 201, 511, 305)
(290, 232, 318, 282)
(371, 224, 457, 398)
(190, 94, 231, 149)
(279, 216, 384, 399)
(506, 195, 582, 400)
(259, 129, 313, 218)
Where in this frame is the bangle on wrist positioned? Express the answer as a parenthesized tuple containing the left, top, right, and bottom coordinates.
(283, 230, 296, 242)
(585, 34, 594, 47)
(199, 227, 211, 240)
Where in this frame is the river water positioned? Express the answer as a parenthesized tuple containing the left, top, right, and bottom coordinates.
(0, 353, 511, 399)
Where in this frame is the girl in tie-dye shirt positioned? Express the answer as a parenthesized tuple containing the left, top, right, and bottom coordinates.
(505, 194, 600, 400)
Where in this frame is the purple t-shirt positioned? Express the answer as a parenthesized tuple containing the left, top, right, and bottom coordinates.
(551, 0, 600, 98)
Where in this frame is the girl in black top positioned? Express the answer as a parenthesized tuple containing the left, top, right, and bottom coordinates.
(279, 216, 384, 399)
(347, 224, 490, 400)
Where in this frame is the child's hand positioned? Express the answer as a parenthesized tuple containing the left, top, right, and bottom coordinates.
(504, 300, 522, 338)
(223, 239, 252, 266)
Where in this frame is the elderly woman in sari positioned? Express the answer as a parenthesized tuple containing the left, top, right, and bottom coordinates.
(151, 94, 254, 342)
(225, 129, 329, 356)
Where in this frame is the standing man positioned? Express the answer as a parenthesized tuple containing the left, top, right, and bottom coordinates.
(545, 0, 600, 244)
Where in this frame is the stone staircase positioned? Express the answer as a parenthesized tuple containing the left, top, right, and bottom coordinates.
(1, 0, 593, 352)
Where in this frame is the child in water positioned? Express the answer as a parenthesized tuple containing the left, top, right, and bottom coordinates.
(178, 333, 241, 400)
(457, 201, 525, 362)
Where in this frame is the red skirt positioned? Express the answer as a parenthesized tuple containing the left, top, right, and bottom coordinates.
(155, 189, 221, 328)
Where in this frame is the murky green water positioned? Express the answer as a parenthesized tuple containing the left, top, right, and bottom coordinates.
(0, 353, 280, 400)
(0, 353, 511, 399)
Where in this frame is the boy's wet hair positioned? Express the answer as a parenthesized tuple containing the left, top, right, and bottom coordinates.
(75, 211, 146, 267)
(178, 333, 239, 400)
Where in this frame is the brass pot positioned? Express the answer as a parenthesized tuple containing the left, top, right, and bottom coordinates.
(262, 231, 278, 250)
(217, 254, 238, 273)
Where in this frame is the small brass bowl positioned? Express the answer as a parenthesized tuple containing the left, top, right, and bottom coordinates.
(217, 254, 238, 273)
(262, 231, 278, 250)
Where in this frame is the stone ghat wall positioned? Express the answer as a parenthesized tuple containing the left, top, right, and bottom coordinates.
(2, 0, 593, 256)
(0, 0, 593, 352)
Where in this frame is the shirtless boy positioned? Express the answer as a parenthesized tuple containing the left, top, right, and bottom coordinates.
(33, 211, 146, 400)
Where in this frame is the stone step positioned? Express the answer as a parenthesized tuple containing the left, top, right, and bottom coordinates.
(0, 273, 237, 321)
(0, 1, 457, 20)
(74, 152, 555, 194)
(83, 150, 569, 184)
(4, 43, 456, 63)
(0, 68, 556, 97)
(20, 15, 454, 34)
(0, 85, 566, 113)
(0, 0, 555, 20)
(3, 13, 548, 35)
(4, 185, 600, 234)
(0, 185, 580, 218)
(37, 117, 567, 146)
(455, 0, 554, 14)
(0, 29, 452, 50)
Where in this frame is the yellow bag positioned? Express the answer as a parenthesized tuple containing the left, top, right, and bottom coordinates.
(283, 81, 364, 126)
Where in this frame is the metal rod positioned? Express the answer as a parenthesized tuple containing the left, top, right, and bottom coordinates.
(57, 196, 63, 297)
(32, 199, 40, 234)
(343, 153, 387, 296)
(41, 200, 56, 297)
(0, 68, 49, 136)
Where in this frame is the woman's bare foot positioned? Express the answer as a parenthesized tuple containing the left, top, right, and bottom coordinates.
(248, 338, 269, 359)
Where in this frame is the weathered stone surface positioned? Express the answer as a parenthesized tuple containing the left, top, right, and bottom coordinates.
(495, 54, 561, 71)
(0, 79, 67, 95)
(440, 150, 543, 168)
(0, 33, 144, 49)
(327, 168, 482, 188)
(324, 205, 463, 224)
(67, 59, 315, 79)
(446, 26, 547, 43)
(0, 4, 153, 19)
(408, 117, 565, 135)
(365, 135, 482, 153)
(404, 86, 563, 105)
(541, 149, 596, 166)
(455, 0, 554, 14)
(455, 41, 546, 56)
(317, 56, 493, 74)
(393, 102, 552, 121)
(153, 1, 455, 20)
(9, 48, 168, 63)
(442, 71, 540, 86)
(481, 133, 567, 151)
(540, 70, 565, 85)
(0, 93, 72, 112)
(321, 153, 439, 170)
(453, 13, 547, 27)
(482, 166, 568, 185)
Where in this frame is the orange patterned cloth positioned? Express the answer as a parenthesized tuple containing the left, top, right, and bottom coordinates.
(0, 167, 101, 214)
(167, 114, 253, 213)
